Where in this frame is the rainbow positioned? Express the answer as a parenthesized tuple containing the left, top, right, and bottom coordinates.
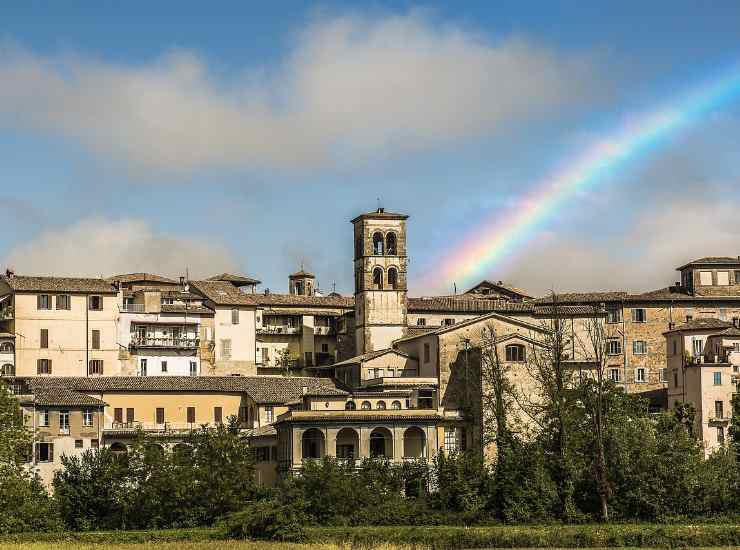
(429, 65, 740, 292)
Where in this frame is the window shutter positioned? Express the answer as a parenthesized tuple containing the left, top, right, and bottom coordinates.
(49, 443, 54, 463)
(40, 329, 48, 349)
(48, 360, 52, 374)
(34, 443, 40, 462)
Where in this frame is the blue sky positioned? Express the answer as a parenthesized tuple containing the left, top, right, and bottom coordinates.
(2, 2, 740, 295)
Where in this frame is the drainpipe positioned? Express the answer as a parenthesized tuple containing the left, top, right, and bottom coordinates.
(85, 294, 89, 377)
(621, 300, 628, 392)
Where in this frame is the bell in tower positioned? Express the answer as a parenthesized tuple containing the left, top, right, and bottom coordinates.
(351, 207, 408, 354)
(289, 268, 315, 296)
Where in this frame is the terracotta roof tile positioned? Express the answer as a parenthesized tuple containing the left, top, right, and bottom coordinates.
(22, 387, 106, 407)
(108, 273, 178, 284)
(665, 318, 734, 333)
(190, 280, 258, 306)
(2, 275, 117, 294)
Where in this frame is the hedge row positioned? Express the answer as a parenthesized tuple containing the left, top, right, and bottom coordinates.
(0, 527, 219, 545)
(304, 524, 740, 549)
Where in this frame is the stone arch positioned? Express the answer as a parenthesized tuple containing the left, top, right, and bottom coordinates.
(109, 442, 127, 455)
(385, 232, 397, 255)
(376, 400, 386, 410)
(361, 400, 372, 410)
(403, 426, 426, 459)
(372, 267, 383, 290)
(387, 267, 398, 289)
(345, 400, 357, 410)
(369, 427, 393, 458)
(1, 363, 14, 376)
(391, 400, 402, 410)
(336, 427, 359, 459)
(372, 232, 384, 255)
(302, 428, 325, 459)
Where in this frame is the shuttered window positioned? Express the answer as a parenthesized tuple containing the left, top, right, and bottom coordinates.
(91, 330, 100, 350)
(156, 408, 165, 424)
(40, 329, 48, 349)
(36, 359, 52, 374)
(88, 360, 103, 375)
(37, 294, 50, 310)
(187, 407, 196, 424)
(126, 408, 135, 423)
(214, 407, 222, 424)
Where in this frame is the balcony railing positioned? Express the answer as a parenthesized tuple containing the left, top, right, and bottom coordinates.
(120, 303, 145, 313)
(313, 326, 335, 335)
(130, 337, 198, 349)
(257, 326, 301, 335)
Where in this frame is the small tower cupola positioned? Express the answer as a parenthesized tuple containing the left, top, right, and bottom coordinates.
(289, 268, 316, 296)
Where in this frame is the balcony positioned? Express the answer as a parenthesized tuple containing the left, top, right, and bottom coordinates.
(708, 416, 730, 425)
(257, 326, 301, 335)
(105, 420, 219, 434)
(120, 303, 145, 313)
(130, 336, 198, 349)
(313, 326, 335, 336)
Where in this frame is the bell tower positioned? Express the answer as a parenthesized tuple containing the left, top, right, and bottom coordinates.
(351, 208, 408, 354)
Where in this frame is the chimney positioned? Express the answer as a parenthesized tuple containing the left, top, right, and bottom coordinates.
(264, 288, 270, 295)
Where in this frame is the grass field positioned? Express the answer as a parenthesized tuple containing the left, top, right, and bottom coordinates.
(3, 544, 740, 550)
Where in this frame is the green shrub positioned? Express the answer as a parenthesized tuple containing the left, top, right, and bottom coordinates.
(222, 499, 306, 542)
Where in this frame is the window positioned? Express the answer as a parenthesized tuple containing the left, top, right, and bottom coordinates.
(386, 232, 397, 255)
(187, 407, 196, 424)
(56, 294, 70, 310)
(607, 338, 622, 355)
(36, 442, 53, 463)
(693, 339, 704, 357)
(632, 340, 647, 355)
(37, 294, 50, 310)
(161, 360, 168, 373)
(75, 440, 83, 449)
(221, 339, 232, 360)
(88, 295, 103, 311)
(391, 400, 402, 410)
(88, 359, 103, 375)
(660, 368, 667, 383)
(606, 307, 622, 324)
(505, 344, 526, 362)
(321, 343, 329, 353)
(718, 426, 726, 445)
(715, 400, 724, 419)
(631, 308, 646, 322)
(38, 409, 49, 427)
(304, 352, 313, 366)
(699, 271, 713, 286)
(40, 329, 48, 349)
(361, 401, 372, 410)
(231, 309, 239, 324)
(377, 400, 386, 410)
(91, 439, 99, 449)
(83, 409, 93, 426)
(265, 406, 274, 423)
(189, 361, 198, 376)
(372, 232, 384, 255)
(372, 267, 383, 289)
(736, 271, 740, 284)
(140, 358, 147, 376)
(156, 407, 165, 424)
(717, 271, 730, 286)
(423, 343, 430, 363)
(417, 318, 426, 326)
(387, 368, 395, 377)
(387, 267, 398, 289)
(635, 368, 646, 383)
(214, 407, 223, 424)
(126, 408, 135, 423)
(114, 408, 123, 424)
(59, 411, 70, 433)
(345, 401, 356, 410)
(444, 427, 457, 453)
(0, 364, 13, 376)
(37, 359, 52, 375)
(91, 329, 100, 350)
(443, 318, 455, 326)
(261, 347, 269, 364)
(608, 368, 621, 382)
(686, 315, 693, 323)
(714, 371, 722, 386)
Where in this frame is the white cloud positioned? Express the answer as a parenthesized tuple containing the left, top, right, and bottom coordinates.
(0, 13, 602, 173)
(500, 196, 740, 295)
(2, 218, 240, 279)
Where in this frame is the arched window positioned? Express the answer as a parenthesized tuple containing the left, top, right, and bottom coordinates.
(345, 401, 356, 410)
(386, 232, 397, 255)
(391, 400, 402, 410)
(505, 344, 526, 362)
(302, 428, 325, 459)
(336, 427, 359, 459)
(403, 426, 426, 459)
(372, 267, 383, 290)
(0, 364, 14, 376)
(372, 232, 384, 255)
(376, 400, 386, 410)
(370, 427, 393, 458)
(109, 442, 127, 455)
(387, 267, 398, 289)
(0, 342, 13, 353)
(361, 401, 372, 410)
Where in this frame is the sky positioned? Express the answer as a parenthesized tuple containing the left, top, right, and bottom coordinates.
(1, 2, 740, 296)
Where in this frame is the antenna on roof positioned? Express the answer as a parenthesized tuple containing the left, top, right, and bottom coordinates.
(332, 281, 336, 293)
(454, 282, 457, 295)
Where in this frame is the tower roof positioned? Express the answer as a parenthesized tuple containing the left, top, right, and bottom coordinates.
(351, 208, 408, 223)
(289, 269, 315, 279)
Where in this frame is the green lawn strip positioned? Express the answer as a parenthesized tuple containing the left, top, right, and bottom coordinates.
(304, 524, 740, 549)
